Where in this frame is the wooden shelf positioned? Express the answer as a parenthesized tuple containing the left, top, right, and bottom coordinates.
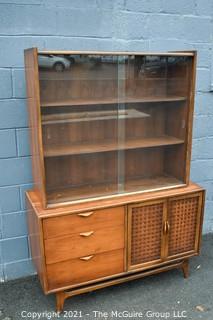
(44, 136, 184, 158)
(41, 96, 186, 108)
(47, 175, 183, 204)
(42, 108, 150, 125)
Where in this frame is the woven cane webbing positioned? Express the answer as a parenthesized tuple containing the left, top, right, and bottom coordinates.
(131, 203, 163, 265)
(168, 196, 199, 256)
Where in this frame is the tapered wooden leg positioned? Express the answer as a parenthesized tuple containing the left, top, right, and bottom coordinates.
(182, 260, 189, 278)
(56, 292, 65, 312)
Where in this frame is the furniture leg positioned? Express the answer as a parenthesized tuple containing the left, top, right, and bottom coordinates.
(56, 292, 65, 313)
(182, 260, 189, 278)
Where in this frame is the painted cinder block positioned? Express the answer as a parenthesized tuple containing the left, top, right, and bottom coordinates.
(2, 211, 28, 238)
(0, 157, 32, 186)
(183, 16, 212, 42)
(4, 258, 36, 281)
(56, 8, 113, 38)
(0, 0, 42, 3)
(16, 128, 31, 157)
(0, 68, 12, 98)
(0, 4, 57, 36)
(193, 115, 213, 138)
(125, 0, 162, 13)
(203, 201, 213, 233)
(146, 14, 184, 39)
(192, 137, 213, 160)
(0, 186, 21, 214)
(194, 93, 213, 116)
(44, 0, 97, 8)
(0, 264, 4, 282)
(0, 216, 2, 239)
(12, 69, 26, 98)
(0, 36, 45, 68)
(196, 48, 212, 68)
(196, 68, 211, 92)
(195, 0, 213, 16)
(198, 181, 213, 201)
(191, 160, 213, 182)
(0, 129, 16, 159)
(113, 39, 149, 51)
(161, 0, 195, 14)
(96, 0, 114, 9)
(114, 12, 149, 40)
(0, 99, 28, 129)
(1, 236, 29, 263)
(19, 183, 34, 210)
(149, 39, 193, 51)
(44, 36, 114, 52)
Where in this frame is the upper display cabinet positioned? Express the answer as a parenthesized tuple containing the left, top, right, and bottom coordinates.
(24, 48, 196, 208)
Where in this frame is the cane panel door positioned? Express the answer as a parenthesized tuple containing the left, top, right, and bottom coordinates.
(128, 199, 167, 270)
(166, 192, 203, 259)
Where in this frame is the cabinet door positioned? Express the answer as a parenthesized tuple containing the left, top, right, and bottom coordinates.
(166, 192, 204, 259)
(128, 200, 167, 270)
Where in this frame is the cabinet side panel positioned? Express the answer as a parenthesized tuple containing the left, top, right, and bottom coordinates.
(24, 48, 46, 207)
(185, 53, 197, 183)
(26, 193, 48, 292)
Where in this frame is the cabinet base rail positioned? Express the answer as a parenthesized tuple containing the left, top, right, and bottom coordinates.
(56, 259, 189, 312)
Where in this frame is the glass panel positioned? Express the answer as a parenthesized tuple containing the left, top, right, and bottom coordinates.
(119, 55, 192, 193)
(38, 54, 120, 204)
(38, 53, 192, 205)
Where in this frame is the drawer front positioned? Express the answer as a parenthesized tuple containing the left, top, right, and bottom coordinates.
(45, 225, 124, 264)
(47, 249, 124, 290)
(43, 206, 124, 239)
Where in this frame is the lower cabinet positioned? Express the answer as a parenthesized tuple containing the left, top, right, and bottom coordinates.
(128, 191, 204, 270)
(26, 183, 205, 311)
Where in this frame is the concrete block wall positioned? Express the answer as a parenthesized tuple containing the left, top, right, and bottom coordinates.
(0, 0, 213, 281)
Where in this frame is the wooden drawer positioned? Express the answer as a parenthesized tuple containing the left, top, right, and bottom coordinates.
(47, 249, 124, 290)
(45, 225, 124, 264)
(43, 206, 124, 239)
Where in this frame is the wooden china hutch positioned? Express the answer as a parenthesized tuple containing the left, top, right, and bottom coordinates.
(25, 49, 205, 311)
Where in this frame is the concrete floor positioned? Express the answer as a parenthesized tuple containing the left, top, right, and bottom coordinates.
(0, 234, 213, 320)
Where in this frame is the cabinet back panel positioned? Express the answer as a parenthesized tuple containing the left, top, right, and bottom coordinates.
(124, 148, 164, 180)
(44, 152, 118, 191)
(40, 80, 119, 104)
(42, 119, 118, 146)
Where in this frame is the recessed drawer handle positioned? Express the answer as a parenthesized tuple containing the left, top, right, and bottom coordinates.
(80, 231, 94, 237)
(78, 211, 94, 217)
(79, 255, 94, 261)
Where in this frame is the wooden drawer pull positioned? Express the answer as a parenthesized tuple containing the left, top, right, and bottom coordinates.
(163, 221, 167, 234)
(163, 221, 170, 234)
(79, 255, 94, 261)
(79, 231, 94, 237)
(166, 221, 170, 233)
(78, 212, 94, 217)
